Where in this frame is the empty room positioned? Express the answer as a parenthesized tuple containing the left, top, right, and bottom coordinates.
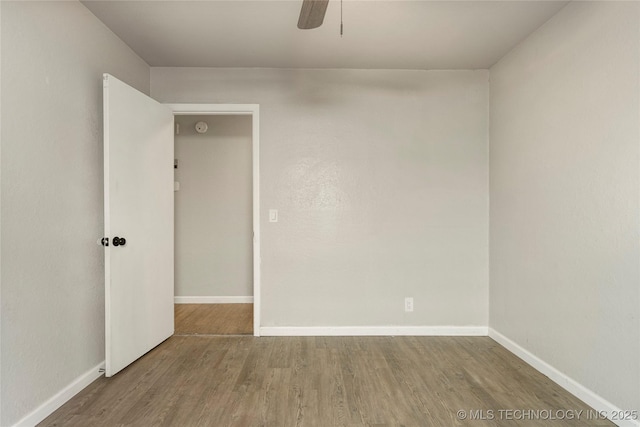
(1, 1, 638, 426)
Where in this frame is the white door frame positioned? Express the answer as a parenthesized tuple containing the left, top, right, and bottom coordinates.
(168, 103, 260, 337)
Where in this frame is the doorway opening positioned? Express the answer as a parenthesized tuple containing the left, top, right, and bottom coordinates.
(169, 104, 260, 337)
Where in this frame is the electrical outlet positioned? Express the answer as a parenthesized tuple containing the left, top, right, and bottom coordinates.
(405, 297, 414, 312)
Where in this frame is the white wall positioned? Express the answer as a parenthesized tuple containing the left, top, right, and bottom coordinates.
(490, 1, 640, 415)
(174, 115, 253, 298)
(0, 2, 150, 425)
(152, 68, 489, 328)
(0, 2, 3, 423)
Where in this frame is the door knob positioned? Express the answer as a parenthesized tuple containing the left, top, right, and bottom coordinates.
(113, 237, 127, 247)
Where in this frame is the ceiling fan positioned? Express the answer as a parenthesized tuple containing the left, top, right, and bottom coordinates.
(297, 0, 330, 29)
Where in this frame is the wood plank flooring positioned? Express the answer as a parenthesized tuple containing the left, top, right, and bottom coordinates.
(175, 304, 253, 335)
(39, 336, 613, 427)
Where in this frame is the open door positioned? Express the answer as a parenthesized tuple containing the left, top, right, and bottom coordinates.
(103, 74, 174, 377)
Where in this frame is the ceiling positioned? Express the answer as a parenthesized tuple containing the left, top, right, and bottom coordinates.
(82, 0, 568, 70)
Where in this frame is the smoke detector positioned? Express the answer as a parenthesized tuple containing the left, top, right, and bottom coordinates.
(195, 121, 208, 134)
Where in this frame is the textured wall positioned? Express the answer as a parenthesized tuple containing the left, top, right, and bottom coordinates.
(0, 2, 149, 425)
(152, 68, 489, 328)
(174, 115, 253, 297)
(0, 2, 3, 423)
(490, 1, 640, 414)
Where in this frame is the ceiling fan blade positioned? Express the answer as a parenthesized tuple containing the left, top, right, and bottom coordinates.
(297, 0, 329, 30)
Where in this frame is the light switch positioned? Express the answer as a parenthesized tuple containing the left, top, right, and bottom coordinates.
(269, 209, 278, 223)
(174, 182, 180, 191)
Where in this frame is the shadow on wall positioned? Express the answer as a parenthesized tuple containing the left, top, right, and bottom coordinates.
(284, 69, 438, 104)
(180, 68, 448, 105)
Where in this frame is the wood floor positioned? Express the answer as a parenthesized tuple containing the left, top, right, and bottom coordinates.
(40, 336, 612, 427)
(175, 304, 253, 335)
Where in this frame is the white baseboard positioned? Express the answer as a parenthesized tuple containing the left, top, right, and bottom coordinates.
(489, 328, 639, 427)
(260, 325, 488, 336)
(12, 361, 105, 427)
(174, 296, 253, 304)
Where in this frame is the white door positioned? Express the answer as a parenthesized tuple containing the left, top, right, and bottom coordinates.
(103, 73, 174, 377)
